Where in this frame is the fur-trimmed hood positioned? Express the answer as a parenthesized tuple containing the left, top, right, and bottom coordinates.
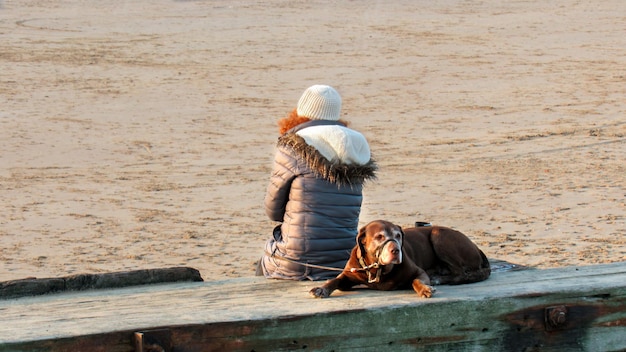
(278, 132, 377, 186)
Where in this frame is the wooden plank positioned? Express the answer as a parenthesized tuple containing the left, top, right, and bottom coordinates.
(0, 267, 203, 299)
(0, 262, 625, 352)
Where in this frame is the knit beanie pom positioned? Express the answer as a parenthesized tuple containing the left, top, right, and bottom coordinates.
(296, 85, 342, 121)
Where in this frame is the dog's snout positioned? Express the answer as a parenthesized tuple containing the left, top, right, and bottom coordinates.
(378, 239, 402, 265)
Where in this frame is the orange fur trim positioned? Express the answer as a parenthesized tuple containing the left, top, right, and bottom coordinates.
(278, 109, 310, 135)
(278, 108, 350, 135)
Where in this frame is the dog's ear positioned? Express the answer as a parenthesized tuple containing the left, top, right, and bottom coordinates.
(356, 225, 367, 258)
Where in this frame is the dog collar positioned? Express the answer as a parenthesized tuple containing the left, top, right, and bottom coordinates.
(351, 238, 398, 283)
(352, 256, 382, 283)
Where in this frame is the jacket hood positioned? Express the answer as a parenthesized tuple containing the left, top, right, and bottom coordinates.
(278, 133, 377, 186)
(296, 124, 371, 165)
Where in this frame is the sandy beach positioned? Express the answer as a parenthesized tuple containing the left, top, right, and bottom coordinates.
(0, 0, 624, 283)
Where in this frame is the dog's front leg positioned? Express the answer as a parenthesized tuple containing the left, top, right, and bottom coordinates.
(309, 273, 355, 298)
(411, 269, 434, 298)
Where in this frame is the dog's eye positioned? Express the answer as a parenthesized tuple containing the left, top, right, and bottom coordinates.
(375, 234, 385, 241)
(394, 233, 402, 240)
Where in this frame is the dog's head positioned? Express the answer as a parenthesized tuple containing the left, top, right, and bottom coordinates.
(357, 220, 404, 266)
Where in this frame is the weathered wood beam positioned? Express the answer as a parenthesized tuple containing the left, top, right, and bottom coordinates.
(0, 262, 624, 352)
(0, 267, 203, 299)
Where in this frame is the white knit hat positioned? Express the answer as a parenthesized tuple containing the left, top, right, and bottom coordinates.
(296, 85, 342, 121)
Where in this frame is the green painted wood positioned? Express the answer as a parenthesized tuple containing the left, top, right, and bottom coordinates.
(0, 262, 624, 352)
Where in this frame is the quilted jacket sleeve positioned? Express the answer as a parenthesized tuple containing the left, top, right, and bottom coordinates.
(264, 147, 297, 222)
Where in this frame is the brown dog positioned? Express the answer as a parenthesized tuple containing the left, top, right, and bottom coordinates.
(310, 220, 491, 298)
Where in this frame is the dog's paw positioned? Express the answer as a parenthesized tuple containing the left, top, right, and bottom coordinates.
(417, 285, 433, 298)
(309, 287, 330, 298)
(412, 280, 435, 298)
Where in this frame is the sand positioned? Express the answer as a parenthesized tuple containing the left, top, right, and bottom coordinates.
(0, 0, 624, 282)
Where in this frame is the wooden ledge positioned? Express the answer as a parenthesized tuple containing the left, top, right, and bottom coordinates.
(0, 262, 625, 351)
(0, 267, 203, 300)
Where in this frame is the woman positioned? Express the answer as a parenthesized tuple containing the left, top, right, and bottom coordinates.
(258, 85, 377, 280)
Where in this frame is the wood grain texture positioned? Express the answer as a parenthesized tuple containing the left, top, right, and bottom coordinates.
(1, 262, 625, 351)
(0, 267, 203, 299)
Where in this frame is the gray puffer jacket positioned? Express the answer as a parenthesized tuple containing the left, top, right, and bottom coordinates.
(260, 121, 377, 280)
